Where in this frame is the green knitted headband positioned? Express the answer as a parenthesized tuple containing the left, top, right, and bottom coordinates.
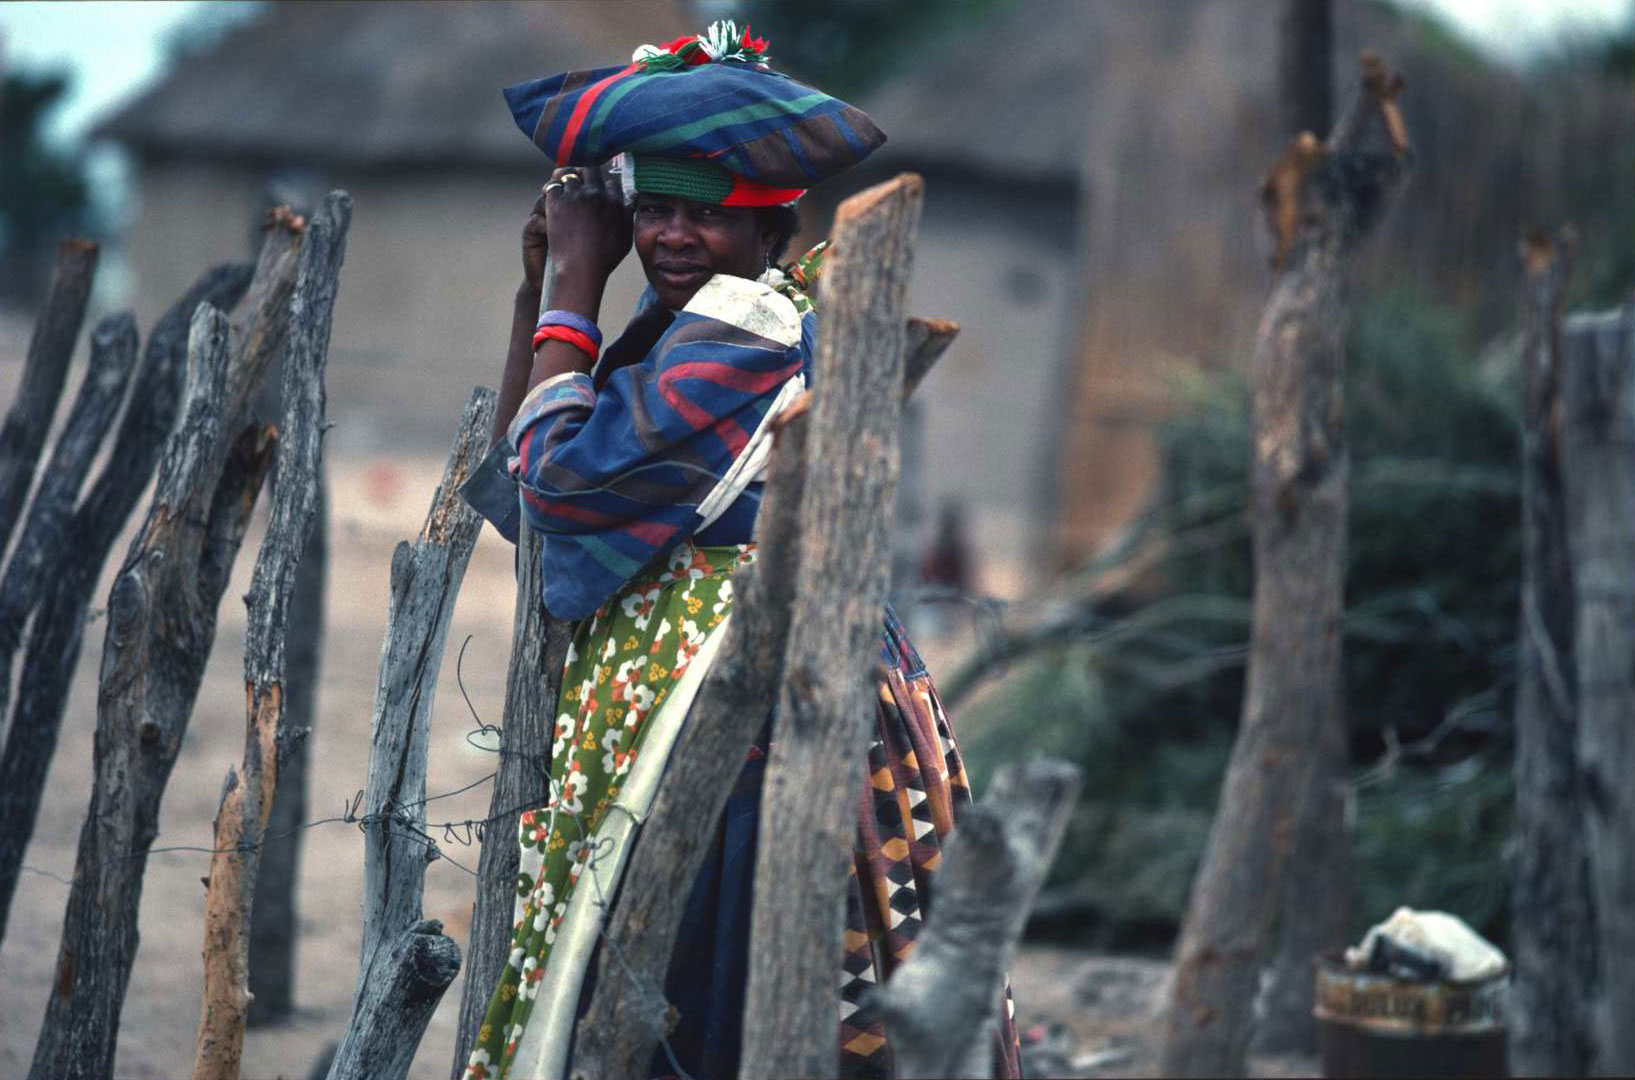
(630, 155, 736, 204)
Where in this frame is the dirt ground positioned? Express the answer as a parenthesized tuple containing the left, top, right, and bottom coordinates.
(0, 330, 1316, 1077)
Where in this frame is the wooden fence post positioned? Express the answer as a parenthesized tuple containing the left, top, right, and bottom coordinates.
(1561, 300, 1635, 1076)
(868, 759, 1081, 1080)
(248, 483, 327, 1025)
(0, 312, 136, 930)
(192, 190, 351, 1080)
(1159, 55, 1412, 1078)
(0, 238, 98, 555)
(241, 208, 326, 1026)
(737, 171, 923, 1080)
(326, 387, 497, 1080)
(1509, 229, 1600, 1076)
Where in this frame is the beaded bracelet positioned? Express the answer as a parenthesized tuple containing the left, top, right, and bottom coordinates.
(535, 310, 603, 348)
(532, 323, 600, 361)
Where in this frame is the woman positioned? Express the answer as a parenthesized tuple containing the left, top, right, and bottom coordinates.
(461, 23, 1020, 1080)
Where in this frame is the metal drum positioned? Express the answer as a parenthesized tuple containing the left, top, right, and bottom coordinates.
(1313, 951, 1509, 1078)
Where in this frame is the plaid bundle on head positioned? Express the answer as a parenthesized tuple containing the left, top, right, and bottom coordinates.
(502, 20, 885, 206)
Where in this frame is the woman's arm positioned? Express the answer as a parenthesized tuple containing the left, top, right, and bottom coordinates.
(491, 167, 631, 444)
(507, 275, 806, 617)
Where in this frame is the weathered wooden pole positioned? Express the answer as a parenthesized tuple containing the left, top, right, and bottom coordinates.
(1256, 0, 1351, 1055)
(193, 190, 351, 1080)
(868, 759, 1081, 1080)
(1159, 55, 1412, 1078)
(241, 207, 325, 1027)
(737, 171, 923, 1080)
(1508, 229, 1600, 1077)
(0, 312, 137, 933)
(325, 387, 495, 1080)
(1561, 300, 1635, 1077)
(0, 238, 98, 555)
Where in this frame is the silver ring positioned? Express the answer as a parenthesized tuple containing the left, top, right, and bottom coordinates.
(544, 182, 565, 193)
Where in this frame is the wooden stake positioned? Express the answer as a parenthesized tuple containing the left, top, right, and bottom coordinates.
(328, 387, 496, 1080)
(738, 171, 923, 1080)
(0, 313, 138, 932)
(1159, 54, 1412, 1078)
(0, 238, 98, 555)
(26, 261, 263, 1080)
(192, 191, 351, 1080)
(1509, 228, 1599, 1076)
(1562, 300, 1635, 1076)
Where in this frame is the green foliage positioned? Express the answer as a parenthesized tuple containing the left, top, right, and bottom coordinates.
(1142, 289, 1521, 757)
(1353, 758, 1514, 942)
(962, 290, 1524, 945)
(0, 69, 94, 259)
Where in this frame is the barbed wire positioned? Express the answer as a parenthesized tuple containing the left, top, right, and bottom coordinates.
(20, 631, 694, 1078)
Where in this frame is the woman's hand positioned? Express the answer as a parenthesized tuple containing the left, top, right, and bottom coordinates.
(521, 184, 551, 292)
(543, 164, 631, 293)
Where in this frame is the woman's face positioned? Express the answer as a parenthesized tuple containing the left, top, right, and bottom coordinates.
(633, 193, 771, 310)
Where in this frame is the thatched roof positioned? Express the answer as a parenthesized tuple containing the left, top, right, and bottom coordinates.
(859, 2, 1111, 181)
(95, 0, 689, 169)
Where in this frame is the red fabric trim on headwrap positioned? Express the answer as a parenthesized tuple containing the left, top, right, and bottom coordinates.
(556, 63, 641, 162)
(720, 175, 807, 207)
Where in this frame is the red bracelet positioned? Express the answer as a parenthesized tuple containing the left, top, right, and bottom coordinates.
(531, 324, 600, 361)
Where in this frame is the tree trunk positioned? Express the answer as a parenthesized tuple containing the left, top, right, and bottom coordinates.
(192, 190, 351, 1080)
(449, 530, 571, 1077)
(1508, 230, 1599, 1077)
(0, 313, 138, 932)
(737, 172, 923, 1080)
(326, 387, 495, 1080)
(1561, 301, 1635, 1077)
(1159, 55, 1411, 1078)
(868, 759, 1081, 1080)
(0, 238, 98, 556)
(1256, 0, 1349, 1056)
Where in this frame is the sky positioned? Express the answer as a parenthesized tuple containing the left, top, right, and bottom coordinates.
(1, 0, 1631, 145)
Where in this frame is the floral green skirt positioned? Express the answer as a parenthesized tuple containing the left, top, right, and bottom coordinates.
(463, 541, 753, 1080)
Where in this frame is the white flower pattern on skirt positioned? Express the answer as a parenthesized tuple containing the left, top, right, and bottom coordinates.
(464, 541, 755, 1080)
